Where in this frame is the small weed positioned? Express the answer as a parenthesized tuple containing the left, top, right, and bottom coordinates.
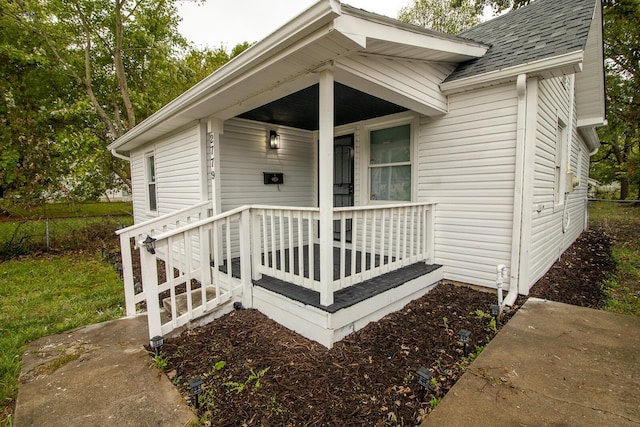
(473, 309, 497, 332)
(428, 396, 441, 410)
(151, 353, 168, 370)
(213, 360, 226, 371)
(402, 372, 414, 386)
(223, 366, 270, 394)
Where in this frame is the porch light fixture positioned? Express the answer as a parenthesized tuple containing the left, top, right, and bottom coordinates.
(150, 335, 164, 354)
(459, 329, 471, 357)
(188, 376, 204, 409)
(268, 130, 280, 149)
(142, 235, 156, 254)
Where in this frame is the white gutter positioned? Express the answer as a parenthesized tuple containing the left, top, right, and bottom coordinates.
(111, 148, 130, 161)
(441, 51, 584, 95)
(107, 0, 340, 152)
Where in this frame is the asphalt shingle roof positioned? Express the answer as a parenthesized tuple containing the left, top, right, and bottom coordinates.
(446, 0, 596, 82)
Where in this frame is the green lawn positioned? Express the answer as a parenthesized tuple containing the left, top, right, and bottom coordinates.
(589, 201, 640, 317)
(0, 201, 132, 219)
(0, 254, 125, 425)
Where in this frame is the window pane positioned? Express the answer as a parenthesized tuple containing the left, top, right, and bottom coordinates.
(148, 156, 155, 182)
(148, 184, 157, 211)
(370, 165, 411, 201)
(370, 124, 410, 165)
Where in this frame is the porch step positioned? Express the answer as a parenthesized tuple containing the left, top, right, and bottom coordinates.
(253, 262, 442, 313)
(162, 287, 220, 317)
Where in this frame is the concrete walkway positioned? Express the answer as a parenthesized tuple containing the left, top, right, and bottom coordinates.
(13, 315, 196, 427)
(13, 299, 640, 426)
(424, 298, 640, 426)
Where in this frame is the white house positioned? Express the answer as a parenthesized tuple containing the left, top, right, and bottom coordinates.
(109, 0, 605, 347)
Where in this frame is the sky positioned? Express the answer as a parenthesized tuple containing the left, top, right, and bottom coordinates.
(177, 0, 413, 49)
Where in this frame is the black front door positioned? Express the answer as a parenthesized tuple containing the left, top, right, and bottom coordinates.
(333, 134, 354, 241)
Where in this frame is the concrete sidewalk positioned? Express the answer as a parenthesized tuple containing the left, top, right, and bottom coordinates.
(13, 315, 196, 427)
(424, 298, 640, 426)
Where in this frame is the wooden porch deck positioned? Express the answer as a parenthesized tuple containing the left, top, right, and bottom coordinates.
(254, 262, 442, 313)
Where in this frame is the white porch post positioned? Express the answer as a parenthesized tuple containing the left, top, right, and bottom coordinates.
(319, 69, 334, 306)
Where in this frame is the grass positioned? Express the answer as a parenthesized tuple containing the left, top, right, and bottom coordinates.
(0, 201, 132, 219)
(0, 253, 125, 426)
(589, 201, 640, 317)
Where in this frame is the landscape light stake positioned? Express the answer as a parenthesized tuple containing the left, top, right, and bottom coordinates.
(188, 376, 204, 409)
(458, 329, 471, 357)
(490, 304, 500, 323)
(416, 366, 433, 399)
(150, 335, 164, 355)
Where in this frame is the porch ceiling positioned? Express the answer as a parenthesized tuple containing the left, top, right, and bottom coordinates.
(238, 82, 408, 130)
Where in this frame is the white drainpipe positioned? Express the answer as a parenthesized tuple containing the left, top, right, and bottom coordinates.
(497, 264, 517, 309)
(111, 149, 130, 162)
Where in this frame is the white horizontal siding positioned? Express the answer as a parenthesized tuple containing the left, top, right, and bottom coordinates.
(336, 55, 453, 113)
(529, 77, 588, 287)
(130, 123, 203, 223)
(417, 83, 519, 288)
(219, 119, 316, 211)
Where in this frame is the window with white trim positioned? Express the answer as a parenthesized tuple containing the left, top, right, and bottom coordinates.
(554, 121, 567, 205)
(146, 154, 157, 212)
(369, 124, 411, 202)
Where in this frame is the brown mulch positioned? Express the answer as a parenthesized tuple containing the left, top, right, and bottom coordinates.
(156, 229, 615, 426)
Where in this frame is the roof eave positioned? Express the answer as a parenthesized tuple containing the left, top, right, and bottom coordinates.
(108, 0, 341, 152)
(440, 51, 585, 95)
(578, 118, 606, 152)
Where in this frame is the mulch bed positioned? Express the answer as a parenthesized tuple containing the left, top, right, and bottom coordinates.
(156, 229, 615, 426)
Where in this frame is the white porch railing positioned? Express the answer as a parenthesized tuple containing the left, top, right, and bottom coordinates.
(121, 202, 435, 338)
(139, 206, 250, 338)
(117, 201, 211, 316)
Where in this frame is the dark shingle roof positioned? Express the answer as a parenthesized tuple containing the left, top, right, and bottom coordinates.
(445, 0, 595, 82)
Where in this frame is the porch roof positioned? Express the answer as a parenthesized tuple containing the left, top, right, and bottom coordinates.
(109, 0, 488, 153)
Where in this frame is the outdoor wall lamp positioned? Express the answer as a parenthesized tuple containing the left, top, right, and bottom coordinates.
(188, 376, 204, 409)
(142, 235, 156, 254)
(268, 130, 280, 149)
(150, 335, 164, 354)
(458, 329, 471, 357)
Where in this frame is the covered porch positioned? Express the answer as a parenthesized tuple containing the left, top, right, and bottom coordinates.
(117, 202, 441, 347)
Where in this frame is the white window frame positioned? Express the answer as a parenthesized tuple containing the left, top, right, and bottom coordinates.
(364, 115, 417, 204)
(145, 152, 157, 213)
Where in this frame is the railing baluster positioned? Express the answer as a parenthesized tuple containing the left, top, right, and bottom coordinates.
(288, 212, 294, 281)
(350, 211, 357, 282)
(380, 208, 387, 272)
(278, 210, 285, 279)
(308, 211, 315, 283)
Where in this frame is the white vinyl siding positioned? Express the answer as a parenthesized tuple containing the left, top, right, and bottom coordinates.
(335, 56, 454, 115)
(219, 118, 316, 211)
(528, 77, 588, 287)
(130, 123, 202, 223)
(417, 83, 518, 288)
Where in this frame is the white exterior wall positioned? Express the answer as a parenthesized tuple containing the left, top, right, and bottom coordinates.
(219, 118, 316, 210)
(130, 123, 203, 223)
(417, 83, 519, 287)
(528, 76, 589, 288)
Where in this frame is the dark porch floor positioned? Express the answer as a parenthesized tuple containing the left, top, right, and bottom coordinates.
(253, 262, 442, 313)
(218, 244, 391, 281)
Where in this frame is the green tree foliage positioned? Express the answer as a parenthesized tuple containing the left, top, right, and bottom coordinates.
(398, 0, 479, 34)
(1, 0, 246, 203)
(593, 0, 640, 200)
(398, 0, 531, 34)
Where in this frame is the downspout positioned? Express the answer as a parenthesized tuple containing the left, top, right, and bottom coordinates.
(502, 74, 528, 309)
(111, 148, 130, 161)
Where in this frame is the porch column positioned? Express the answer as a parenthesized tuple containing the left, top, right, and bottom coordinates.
(318, 69, 334, 306)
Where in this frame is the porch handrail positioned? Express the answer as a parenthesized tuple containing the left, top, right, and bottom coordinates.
(118, 200, 211, 316)
(116, 200, 211, 236)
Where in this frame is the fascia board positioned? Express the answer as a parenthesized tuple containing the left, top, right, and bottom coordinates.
(108, 0, 340, 152)
(440, 51, 585, 95)
(333, 14, 488, 60)
(578, 125, 601, 152)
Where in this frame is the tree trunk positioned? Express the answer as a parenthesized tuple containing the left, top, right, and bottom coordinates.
(620, 177, 629, 200)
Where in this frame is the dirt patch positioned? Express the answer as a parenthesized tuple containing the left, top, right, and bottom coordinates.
(158, 229, 615, 426)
